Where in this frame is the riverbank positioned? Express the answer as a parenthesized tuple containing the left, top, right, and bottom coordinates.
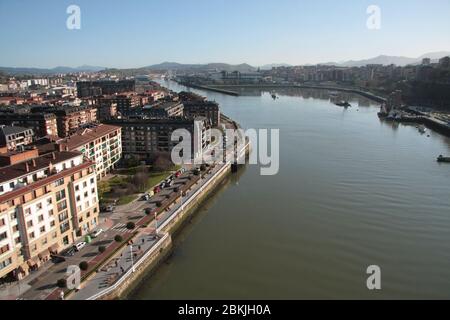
(69, 139, 250, 300)
(175, 80, 387, 103)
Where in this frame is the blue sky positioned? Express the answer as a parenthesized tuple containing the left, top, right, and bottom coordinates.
(1, 0, 449, 68)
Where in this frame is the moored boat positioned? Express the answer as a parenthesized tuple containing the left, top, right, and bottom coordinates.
(437, 155, 450, 163)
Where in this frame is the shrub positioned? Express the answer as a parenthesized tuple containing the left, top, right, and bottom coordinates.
(98, 246, 106, 253)
(56, 278, 67, 288)
(156, 201, 162, 207)
(79, 261, 89, 271)
(114, 235, 123, 242)
(126, 222, 135, 230)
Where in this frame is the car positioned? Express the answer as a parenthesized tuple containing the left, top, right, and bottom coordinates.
(140, 194, 150, 201)
(153, 186, 161, 193)
(73, 242, 87, 251)
(175, 171, 181, 178)
(193, 168, 201, 175)
(91, 229, 103, 238)
(51, 255, 66, 263)
(64, 247, 76, 257)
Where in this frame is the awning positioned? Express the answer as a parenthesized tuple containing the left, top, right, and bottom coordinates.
(49, 244, 59, 254)
(27, 260, 36, 268)
(38, 249, 50, 260)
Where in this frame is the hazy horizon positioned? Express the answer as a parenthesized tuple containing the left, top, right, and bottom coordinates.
(1, 0, 450, 69)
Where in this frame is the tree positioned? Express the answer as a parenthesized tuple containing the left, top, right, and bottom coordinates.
(132, 171, 149, 192)
(98, 246, 106, 253)
(56, 278, 67, 289)
(144, 208, 152, 215)
(79, 261, 89, 271)
(126, 222, 135, 230)
(114, 235, 123, 242)
(153, 153, 173, 171)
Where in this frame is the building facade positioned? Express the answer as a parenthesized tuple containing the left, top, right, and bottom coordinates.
(0, 151, 99, 280)
(0, 112, 58, 137)
(56, 124, 122, 180)
(0, 126, 34, 151)
(104, 117, 207, 161)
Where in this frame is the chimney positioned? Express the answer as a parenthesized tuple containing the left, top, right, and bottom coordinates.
(25, 162, 30, 172)
(32, 159, 36, 167)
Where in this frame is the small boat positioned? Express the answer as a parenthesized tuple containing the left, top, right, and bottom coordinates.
(271, 91, 277, 99)
(335, 101, 351, 107)
(437, 155, 450, 163)
(418, 125, 427, 134)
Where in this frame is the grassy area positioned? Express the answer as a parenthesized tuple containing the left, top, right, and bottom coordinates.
(116, 195, 137, 205)
(99, 167, 180, 206)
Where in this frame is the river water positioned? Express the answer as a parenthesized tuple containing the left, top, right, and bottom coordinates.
(129, 81, 450, 299)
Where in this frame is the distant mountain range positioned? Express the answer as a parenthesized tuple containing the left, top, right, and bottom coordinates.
(0, 65, 105, 75)
(322, 51, 450, 67)
(143, 62, 257, 73)
(1, 51, 449, 76)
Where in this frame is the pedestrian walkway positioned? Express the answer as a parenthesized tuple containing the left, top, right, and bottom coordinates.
(112, 223, 135, 233)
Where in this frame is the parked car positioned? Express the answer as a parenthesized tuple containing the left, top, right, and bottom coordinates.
(153, 186, 161, 193)
(91, 229, 103, 238)
(193, 168, 201, 175)
(140, 193, 150, 201)
(64, 247, 76, 257)
(175, 171, 181, 178)
(73, 242, 87, 251)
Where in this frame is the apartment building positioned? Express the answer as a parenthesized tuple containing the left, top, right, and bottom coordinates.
(0, 112, 58, 137)
(0, 126, 34, 151)
(104, 117, 208, 162)
(31, 105, 98, 137)
(0, 150, 98, 280)
(56, 124, 122, 180)
(76, 80, 135, 98)
(183, 100, 221, 127)
(143, 101, 184, 118)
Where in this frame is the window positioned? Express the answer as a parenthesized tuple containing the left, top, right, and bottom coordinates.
(0, 218, 4, 227)
(25, 208, 31, 216)
(29, 232, 35, 239)
(0, 245, 9, 254)
(0, 258, 12, 271)
(0, 185, 3, 192)
(38, 215, 44, 222)
(0, 232, 7, 241)
(84, 192, 88, 198)
(75, 185, 80, 191)
(36, 203, 42, 210)
(12, 225, 19, 233)
(40, 226, 46, 233)
(83, 181, 87, 188)
(14, 237, 21, 245)
(10, 212, 16, 220)
(57, 200, 67, 212)
(26, 220, 33, 228)
(90, 178, 94, 184)
(54, 178, 64, 187)
(76, 195, 81, 202)
(41, 238, 47, 245)
(9, 182, 14, 188)
(52, 232, 57, 239)
(48, 209, 54, 216)
(91, 188, 95, 194)
(47, 198, 52, 205)
(55, 189, 66, 201)
(50, 221, 56, 227)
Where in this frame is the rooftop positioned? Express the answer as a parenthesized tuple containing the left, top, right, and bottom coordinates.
(0, 151, 82, 184)
(56, 124, 121, 150)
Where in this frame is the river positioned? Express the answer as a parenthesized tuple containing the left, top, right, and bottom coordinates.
(129, 80, 450, 299)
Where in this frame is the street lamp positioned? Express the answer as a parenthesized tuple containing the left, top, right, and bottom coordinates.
(130, 244, 135, 273)
(180, 190, 184, 211)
